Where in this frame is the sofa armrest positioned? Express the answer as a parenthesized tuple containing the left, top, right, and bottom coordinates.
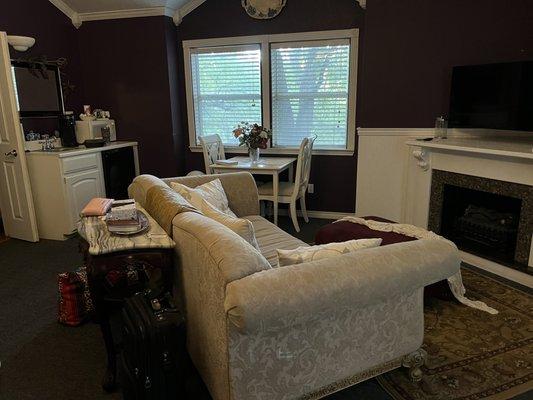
(224, 239, 460, 334)
(162, 172, 260, 217)
(128, 174, 169, 208)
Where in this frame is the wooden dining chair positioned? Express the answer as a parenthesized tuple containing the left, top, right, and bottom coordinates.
(199, 134, 226, 174)
(258, 136, 316, 232)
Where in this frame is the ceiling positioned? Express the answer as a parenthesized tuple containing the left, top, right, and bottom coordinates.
(49, 0, 206, 27)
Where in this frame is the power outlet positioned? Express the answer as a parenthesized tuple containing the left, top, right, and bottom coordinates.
(308, 184, 315, 194)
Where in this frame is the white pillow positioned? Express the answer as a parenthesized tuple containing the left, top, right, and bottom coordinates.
(170, 179, 236, 217)
(277, 238, 383, 267)
(199, 198, 260, 250)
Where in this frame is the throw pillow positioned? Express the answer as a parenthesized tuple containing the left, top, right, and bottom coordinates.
(277, 238, 383, 267)
(199, 199, 260, 250)
(170, 179, 236, 217)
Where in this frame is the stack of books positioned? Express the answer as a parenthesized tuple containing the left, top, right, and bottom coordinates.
(106, 200, 141, 234)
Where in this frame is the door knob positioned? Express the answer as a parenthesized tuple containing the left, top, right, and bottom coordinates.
(4, 149, 17, 157)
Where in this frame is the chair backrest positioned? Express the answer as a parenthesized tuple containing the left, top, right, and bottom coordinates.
(293, 135, 316, 196)
(199, 134, 225, 174)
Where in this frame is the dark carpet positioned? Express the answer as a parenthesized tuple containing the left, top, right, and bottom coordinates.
(2, 218, 528, 400)
(0, 217, 389, 400)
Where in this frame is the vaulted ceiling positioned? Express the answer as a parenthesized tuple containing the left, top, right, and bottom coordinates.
(49, 0, 207, 27)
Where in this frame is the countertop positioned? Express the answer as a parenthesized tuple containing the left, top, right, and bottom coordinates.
(26, 141, 138, 158)
(405, 137, 533, 160)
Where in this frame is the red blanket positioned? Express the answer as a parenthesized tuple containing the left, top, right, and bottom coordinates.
(315, 216, 417, 246)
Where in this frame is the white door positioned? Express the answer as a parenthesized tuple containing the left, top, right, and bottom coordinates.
(65, 169, 104, 233)
(0, 32, 38, 242)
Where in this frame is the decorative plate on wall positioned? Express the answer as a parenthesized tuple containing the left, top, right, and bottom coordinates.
(241, 0, 287, 19)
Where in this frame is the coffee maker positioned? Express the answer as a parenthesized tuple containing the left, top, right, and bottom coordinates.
(59, 112, 78, 147)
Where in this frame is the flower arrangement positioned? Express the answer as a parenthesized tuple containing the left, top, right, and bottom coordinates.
(232, 122, 272, 149)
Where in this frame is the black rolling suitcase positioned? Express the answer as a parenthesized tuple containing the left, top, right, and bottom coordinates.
(119, 291, 186, 400)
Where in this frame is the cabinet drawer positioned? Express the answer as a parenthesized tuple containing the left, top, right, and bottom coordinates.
(62, 153, 99, 174)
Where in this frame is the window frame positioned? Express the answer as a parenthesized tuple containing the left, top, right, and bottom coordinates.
(183, 29, 359, 156)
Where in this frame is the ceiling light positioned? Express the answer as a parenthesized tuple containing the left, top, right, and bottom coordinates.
(7, 36, 36, 52)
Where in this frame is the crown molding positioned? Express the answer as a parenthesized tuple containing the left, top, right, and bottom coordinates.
(173, 0, 207, 25)
(49, 0, 208, 28)
(48, 0, 82, 28)
(77, 7, 174, 24)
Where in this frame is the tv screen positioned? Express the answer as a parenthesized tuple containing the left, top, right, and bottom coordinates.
(11, 61, 64, 117)
(448, 61, 533, 131)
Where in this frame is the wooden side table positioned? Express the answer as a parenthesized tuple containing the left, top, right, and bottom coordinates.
(78, 205, 175, 392)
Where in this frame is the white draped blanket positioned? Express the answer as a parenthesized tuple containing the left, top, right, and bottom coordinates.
(336, 216, 498, 315)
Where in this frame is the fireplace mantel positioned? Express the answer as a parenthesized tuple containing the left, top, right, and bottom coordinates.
(405, 137, 533, 160)
(403, 137, 533, 277)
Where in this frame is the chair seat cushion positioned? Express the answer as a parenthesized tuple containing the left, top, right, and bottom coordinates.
(257, 181, 295, 197)
(244, 215, 308, 266)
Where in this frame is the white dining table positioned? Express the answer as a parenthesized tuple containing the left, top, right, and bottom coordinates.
(210, 156, 297, 225)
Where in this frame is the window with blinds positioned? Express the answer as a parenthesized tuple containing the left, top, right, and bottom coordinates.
(184, 30, 358, 153)
(271, 40, 351, 148)
(190, 45, 262, 145)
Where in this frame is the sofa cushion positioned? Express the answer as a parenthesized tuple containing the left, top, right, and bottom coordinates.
(244, 215, 308, 266)
(199, 198, 260, 250)
(277, 238, 383, 267)
(172, 212, 271, 284)
(162, 172, 260, 218)
(171, 179, 236, 217)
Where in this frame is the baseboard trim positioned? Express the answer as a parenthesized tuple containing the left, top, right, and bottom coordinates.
(275, 209, 354, 220)
(459, 251, 533, 288)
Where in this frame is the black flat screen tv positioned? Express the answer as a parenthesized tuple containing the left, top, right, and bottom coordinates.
(448, 61, 533, 131)
(11, 61, 64, 118)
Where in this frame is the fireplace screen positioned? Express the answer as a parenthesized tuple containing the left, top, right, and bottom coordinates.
(440, 185, 522, 265)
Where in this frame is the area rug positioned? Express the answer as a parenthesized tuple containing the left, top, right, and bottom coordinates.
(377, 267, 533, 400)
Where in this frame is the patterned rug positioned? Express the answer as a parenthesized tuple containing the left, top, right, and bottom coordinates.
(377, 267, 533, 400)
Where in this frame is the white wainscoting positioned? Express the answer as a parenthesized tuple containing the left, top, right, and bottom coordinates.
(356, 128, 434, 222)
(356, 128, 533, 284)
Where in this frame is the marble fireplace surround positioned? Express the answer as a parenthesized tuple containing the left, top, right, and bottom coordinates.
(427, 170, 532, 267)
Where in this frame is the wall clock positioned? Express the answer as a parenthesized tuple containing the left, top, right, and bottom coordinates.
(241, 0, 287, 19)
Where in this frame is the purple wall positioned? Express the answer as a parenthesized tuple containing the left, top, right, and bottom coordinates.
(176, 0, 533, 212)
(77, 17, 184, 177)
(178, 0, 365, 212)
(7, 0, 531, 212)
(0, 0, 82, 111)
(360, 0, 533, 127)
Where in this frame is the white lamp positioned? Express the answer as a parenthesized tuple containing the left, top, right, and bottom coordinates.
(7, 36, 36, 52)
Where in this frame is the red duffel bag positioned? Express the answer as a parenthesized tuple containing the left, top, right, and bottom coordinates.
(57, 270, 88, 326)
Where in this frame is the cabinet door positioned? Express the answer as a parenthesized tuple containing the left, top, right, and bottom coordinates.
(65, 169, 104, 233)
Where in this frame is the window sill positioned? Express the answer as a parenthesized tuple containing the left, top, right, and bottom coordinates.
(189, 146, 354, 157)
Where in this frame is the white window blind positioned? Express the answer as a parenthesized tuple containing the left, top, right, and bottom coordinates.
(271, 40, 351, 148)
(190, 45, 262, 145)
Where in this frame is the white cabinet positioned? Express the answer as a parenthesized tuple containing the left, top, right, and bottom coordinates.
(65, 169, 105, 230)
(26, 152, 105, 240)
(26, 142, 138, 240)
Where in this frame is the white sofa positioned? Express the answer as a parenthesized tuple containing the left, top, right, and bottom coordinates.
(128, 172, 461, 400)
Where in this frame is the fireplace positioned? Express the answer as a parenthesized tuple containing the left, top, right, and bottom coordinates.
(428, 170, 533, 272)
